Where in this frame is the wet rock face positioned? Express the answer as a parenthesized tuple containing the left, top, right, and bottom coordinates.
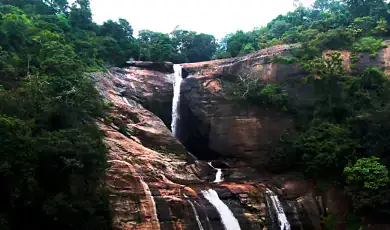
(106, 67, 175, 129)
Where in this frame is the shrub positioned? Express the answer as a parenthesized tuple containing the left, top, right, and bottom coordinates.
(352, 37, 385, 57)
(259, 83, 288, 110)
(271, 56, 298, 64)
(344, 157, 389, 211)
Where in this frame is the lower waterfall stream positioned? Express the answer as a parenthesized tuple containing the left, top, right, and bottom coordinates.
(266, 189, 291, 230)
(169, 64, 292, 230)
(201, 189, 241, 230)
(188, 199, 204, 230)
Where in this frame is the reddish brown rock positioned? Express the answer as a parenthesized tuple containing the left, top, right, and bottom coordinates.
(178, 45, 299, 164)
(94, 70, 205, 229)
(91, 42, 390, 229)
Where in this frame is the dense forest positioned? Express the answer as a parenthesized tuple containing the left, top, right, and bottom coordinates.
(0, 0, 217, 228)
(2, 0, 390, 228)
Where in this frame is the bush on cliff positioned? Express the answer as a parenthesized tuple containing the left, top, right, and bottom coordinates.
(264, 51, 390, 217)
(344, 157, 390, 212)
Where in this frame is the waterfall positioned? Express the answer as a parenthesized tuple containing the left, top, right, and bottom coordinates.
(266, 189, 291, 230)
(188, 200, 204, 230)
(139, 177, 160, 226)
(195, 200, 214, 230)
(291, 203, 303, 230)
(201, 189, 241, 230)
(171, 64, 183, 138)
(208, 162, 223, 183)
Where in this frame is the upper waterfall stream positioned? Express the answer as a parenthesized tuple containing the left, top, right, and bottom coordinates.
(171, 64, 183, 138)
(208, 162, 223, 183)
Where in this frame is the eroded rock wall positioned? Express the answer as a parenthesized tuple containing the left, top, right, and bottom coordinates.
(92, 67, 320, 230)
(90, 41, 390, 229)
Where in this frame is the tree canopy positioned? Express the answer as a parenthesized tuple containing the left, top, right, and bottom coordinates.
(216, 0, 390, 59)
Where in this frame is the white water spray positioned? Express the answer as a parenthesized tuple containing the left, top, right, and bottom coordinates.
(266, 189, 291, 230)
(208, 162, 223, 183)
(201, 189, 241, 230)
(171, 64, 183, 138)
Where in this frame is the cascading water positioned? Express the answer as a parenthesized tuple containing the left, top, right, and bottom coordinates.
(188, 200, 204, 230)
(139, 177, 160, 226)
(171, 64, 183, 138)
(208, 162, 223, 183)
(266, 189, 291, 230)
(201, 189, 241, 230)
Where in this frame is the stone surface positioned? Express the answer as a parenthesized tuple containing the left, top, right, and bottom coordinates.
(94, 70, 205, 229)
(91, 42, 390, 229)
(179, 45, 300, 164)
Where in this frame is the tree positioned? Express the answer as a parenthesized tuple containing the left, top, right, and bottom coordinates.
(170, 28, 217, 63)
(269, 20, 291, 39)
(344, 0, 387, 18)
(137, 30, 174, 62)
(99, 19, 133, 41)
(226, 30, 251, 57)
(185, 33, 216, 62)
(68, 0, 94, 31)
(344, 157, 389, 211)
(303, 53, 351, 122)
(43, 0, 69, 14)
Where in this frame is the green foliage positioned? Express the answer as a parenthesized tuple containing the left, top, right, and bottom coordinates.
(344, 157, 389, 210)
(352, 37, 385, 57)
(268, 132, 299, 172)
(0, 1, 114, 228)
(298, 123, 359, 180)
(344, 0, 388, 18)
(117, 124, 132, 137)
(258, 83, 288, 109)
(271, 56, 298, 64)
(303, 53, 351, 122)
(346, 212, 363, 230)
(215, 0, 390, 222)
(222, 72, 288, 110)
(320, 210, 336, 230)
(217, 0, 390, 60)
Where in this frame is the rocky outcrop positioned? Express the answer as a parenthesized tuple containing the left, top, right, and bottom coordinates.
(92, 41, 390, 229)
(93, 69, 206, 229)
(91, 68, 277, 230)
(92, 66, 324, 230)
(177, 42, 390, 166)
(324, 40, 390, 76)
(178, 45, 302, 164)
(125, 61, 174, 73)
(103, 67, 175, 128)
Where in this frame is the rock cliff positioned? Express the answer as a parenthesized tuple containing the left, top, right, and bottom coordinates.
(91, 67, 324, 230)
(91, 42, 390, 229)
